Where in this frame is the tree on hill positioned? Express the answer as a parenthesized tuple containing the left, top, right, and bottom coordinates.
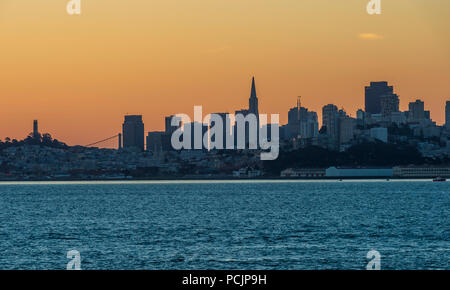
(263, 142, 426, 175)
(0, 132, 68, 151)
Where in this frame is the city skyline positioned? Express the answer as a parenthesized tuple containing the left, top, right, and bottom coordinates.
(1, 77, 449, 151)
(1, 1, 450, 146)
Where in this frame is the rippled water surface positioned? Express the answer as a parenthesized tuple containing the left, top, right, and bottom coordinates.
(0, 180, 449, 269)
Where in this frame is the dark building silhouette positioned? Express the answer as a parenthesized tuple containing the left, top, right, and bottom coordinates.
(249, 77, 259, 116)
(209, 113, 232, 150)
(446, 101, 450, 129)
(322, 104, 339, 140)
(233, 77, 260, 148)
(162, 115, 182, 151)
(165, 115, 182, 136)
(288, 97, 319, 139)
(33, 120, 39, 138)
(408, 99, 425, 122)
(380, 93, 400, 116)
(146, 131, 164, 153)
(183, 122, 208, 150)
(365, 82, 394, 114)
(287, 98, 301, 139)
(122, 115, 145, 151)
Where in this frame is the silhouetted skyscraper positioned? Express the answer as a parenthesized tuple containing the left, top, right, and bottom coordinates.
(339, 115, 355, 144)
(408, 100, 425, 122)
(209, 113, 232, 150)
(233, 77, 261, 148)
(446, 101, 450, 129)
(183, 122, 208, 150)
(288, 97, 318, 139)
(380, 93, 400, 117)
(147, 131, 164, 152)
(322, 104, 339, 140)
(163, 115, 182, 151)
(249, 77, 259, 116)
(365, 82, 394, 114)
(165, 115, 182, 136)
(356, 109, 366, 127)
(122, 115, 145, 151)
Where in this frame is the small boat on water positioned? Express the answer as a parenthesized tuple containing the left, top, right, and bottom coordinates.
(433, 177, 446, 182)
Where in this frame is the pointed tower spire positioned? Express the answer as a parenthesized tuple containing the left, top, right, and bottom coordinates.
(250, 77, 257, 99)
(249, 76, 259, 115)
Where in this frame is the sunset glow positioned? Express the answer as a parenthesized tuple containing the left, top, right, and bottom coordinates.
(1, 0, 449, 147)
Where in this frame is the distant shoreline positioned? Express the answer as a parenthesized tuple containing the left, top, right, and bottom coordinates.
(0, 176, 444, 183)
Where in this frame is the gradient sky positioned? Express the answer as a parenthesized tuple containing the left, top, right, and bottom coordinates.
(1, 0, 449, 147)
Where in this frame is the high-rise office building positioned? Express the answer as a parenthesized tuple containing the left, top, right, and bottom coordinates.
(304, 111, 319, 138)
(183, 122, 208, 150)
(380, 93, 400, 117)
(122, 115, 145, 151)
(235, 76, 260, 119)
(165, 115, 182, 136)
(209, 113, 232, 150)
(162, 115, 182, 151)
(234, 109, 251, 148)
(408, 99, 425, 122)
(249, 77, 259, 116)
(322, 104, 339, 140)
(233, 77, 261, 148)
(287, 107, 300, 139)
(446, 101, 450, 129)
(288, 97, 318, 139)
(339, 116, 355, 144)
(356, 109, 366, 127)
(365, 82, 394, 114)
(146, 132, 164, 153)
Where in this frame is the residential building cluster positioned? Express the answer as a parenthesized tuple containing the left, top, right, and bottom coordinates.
(278, 81, 450, 158)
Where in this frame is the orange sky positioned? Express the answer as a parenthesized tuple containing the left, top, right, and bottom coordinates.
(1, 0, 449, 147)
